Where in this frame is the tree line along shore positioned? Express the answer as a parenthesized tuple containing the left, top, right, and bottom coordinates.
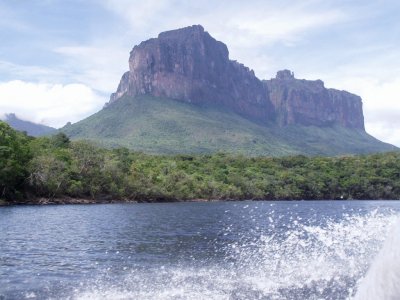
(1, 121, 400, 205)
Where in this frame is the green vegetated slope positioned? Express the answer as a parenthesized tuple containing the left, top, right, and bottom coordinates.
(61, 95, 396, 156)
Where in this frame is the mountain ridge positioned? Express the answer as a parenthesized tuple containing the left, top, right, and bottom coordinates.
(3, 113, 56, 137)
(109, 25, 364, 130)
(62, 25, 396, 156)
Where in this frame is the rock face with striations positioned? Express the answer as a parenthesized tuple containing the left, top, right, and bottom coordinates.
(110, 25, 272, 122)
(110, 25, 365, 130)
(265, 70, 364, 129)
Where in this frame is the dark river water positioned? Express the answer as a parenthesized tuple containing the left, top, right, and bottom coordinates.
(1, 200, 400, 299)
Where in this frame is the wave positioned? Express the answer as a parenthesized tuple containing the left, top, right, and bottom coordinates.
(74, 209, 399, 300)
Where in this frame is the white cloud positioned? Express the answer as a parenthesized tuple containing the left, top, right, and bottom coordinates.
(103, 0, 346, 48)
(325, 76, 400, 147)
(103, 0, 173, 30)
(53, 45, 128, 93)
(0, 80, 105, 128)
(99, 0, 348, 79)
(222, 5, 344, 46)
(0, 60, 62, 82)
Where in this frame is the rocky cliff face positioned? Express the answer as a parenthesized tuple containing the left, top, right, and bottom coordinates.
(110, 25, 365, 130)
(264, 70, 364, 129)
(110, 25, 272, 122)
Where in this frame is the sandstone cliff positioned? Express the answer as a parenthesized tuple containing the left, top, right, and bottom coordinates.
(264, 70, 364, 129)
(110, 25, 272, 122)
(109, 25, 365, 130)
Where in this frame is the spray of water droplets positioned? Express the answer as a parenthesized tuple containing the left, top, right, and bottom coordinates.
(73, 208, 399, 300)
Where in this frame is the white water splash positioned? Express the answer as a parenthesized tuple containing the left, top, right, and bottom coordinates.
(74, 210, 399, 300)
(353, 219, 400, 300)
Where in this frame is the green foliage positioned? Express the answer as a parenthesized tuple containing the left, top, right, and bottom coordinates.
(2, 121, 400, 202)
(0, 121, 32, 199)
(29, 152, 71, 198)
(50, 132, 70, 148)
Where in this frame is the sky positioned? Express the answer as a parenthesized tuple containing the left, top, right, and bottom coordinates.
(0, 0, 399, 146)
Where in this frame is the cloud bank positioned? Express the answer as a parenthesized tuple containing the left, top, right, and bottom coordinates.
(0, 81, 105, 128)
(329, 76, 400, 147)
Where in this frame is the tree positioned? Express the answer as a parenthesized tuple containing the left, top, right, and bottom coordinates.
(0, 121, 31, 199)
(28, 154, 70, 198)
(51, 132, 70, 148)
(70, 140, 105, 198)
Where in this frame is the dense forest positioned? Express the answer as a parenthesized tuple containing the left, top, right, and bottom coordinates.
(1, 120, 400, 204)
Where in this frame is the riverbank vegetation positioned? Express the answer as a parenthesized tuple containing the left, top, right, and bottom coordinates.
(1, 121, 400, 204)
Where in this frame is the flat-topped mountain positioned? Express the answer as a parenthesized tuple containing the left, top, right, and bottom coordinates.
(109, 25, 271, 122)
(109, 25, 363, 130)
(62, 25, 396, 156)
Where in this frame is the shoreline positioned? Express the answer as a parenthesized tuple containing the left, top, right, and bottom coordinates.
(0, 197, 218, 206)
(1, 197, 399, 206)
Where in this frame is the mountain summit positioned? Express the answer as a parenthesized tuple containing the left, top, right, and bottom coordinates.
(109, 25, 364, 130)
(62, 25, 395, 156)
(109, 25, 272, 122)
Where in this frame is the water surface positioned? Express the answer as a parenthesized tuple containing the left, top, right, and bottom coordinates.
(1, 200, 399, 299)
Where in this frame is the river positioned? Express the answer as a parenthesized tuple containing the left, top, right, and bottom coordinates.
(1, 200, 399, 299)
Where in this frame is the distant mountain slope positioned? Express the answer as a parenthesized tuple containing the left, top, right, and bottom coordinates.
(61, 95, 396, 156)
(3, 113, 56, 137)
